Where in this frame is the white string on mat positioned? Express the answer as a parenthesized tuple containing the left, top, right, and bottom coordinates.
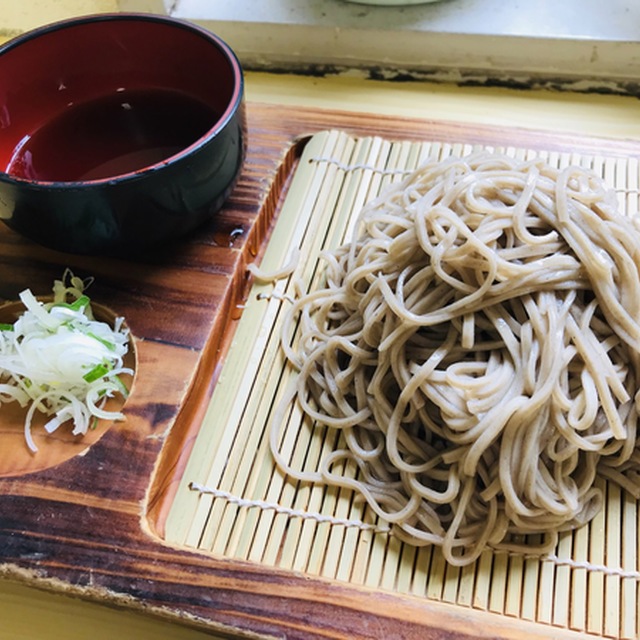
(309, 156, 413, 177)
(256, 291, 295, 304)
(309, 156, 640, 196)
(188, 481, 391, 533)
(189, 482, 640, 581)
(541, 554, 640, 581)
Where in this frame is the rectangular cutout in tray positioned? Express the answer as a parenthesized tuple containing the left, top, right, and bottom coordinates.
(164, 130, 640, 640)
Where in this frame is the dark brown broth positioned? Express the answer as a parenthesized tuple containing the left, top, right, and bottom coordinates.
(7, 88, 218, 182)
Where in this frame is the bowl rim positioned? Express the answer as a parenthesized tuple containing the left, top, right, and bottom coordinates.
(0, 12, 245, 189)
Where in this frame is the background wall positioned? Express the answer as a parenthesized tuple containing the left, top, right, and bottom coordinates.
(0, 0, 118, 41)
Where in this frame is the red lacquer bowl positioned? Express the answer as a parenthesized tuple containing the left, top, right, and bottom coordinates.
(0, 13, 245, 255)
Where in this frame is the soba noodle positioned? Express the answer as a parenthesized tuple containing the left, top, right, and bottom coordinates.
(270, 151, 640, 566)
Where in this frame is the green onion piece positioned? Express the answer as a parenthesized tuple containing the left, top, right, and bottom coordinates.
(53, 294, 91, 312)
(83, 363, 111, 383)
(69, 294, 91, 311)
(112, 374, 130, 398)
(0, 323, 14, 331)
(87, 331, 116, 351)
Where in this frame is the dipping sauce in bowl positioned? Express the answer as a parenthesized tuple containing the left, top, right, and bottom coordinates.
(0, 13, 245, 255)
(7, 88, 219, 182)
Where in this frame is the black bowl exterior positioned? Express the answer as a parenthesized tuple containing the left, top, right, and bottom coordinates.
(0, 96, 245, 255)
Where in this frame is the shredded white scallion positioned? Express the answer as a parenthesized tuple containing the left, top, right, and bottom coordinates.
(0, 271, 132, 453)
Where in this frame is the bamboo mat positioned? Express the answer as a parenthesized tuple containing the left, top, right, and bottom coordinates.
(165, 130, 640, 639)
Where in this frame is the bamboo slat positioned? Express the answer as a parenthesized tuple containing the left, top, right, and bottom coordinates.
(165, 130, 640, 639)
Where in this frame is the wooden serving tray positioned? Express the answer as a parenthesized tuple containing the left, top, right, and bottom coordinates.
(1, 102, 639, 640)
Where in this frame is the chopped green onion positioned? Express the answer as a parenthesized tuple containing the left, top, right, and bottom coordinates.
(87, 331, 116, 351)
(82, 363, 111, 383)
(112, 374, 130, 398)
(1, 271, 132, 453)
(52, 294, 91, 312)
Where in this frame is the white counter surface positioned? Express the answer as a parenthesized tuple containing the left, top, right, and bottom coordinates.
(121, 0, 640, 91)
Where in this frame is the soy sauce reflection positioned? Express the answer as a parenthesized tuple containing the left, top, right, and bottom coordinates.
(7, 88, 219, 182)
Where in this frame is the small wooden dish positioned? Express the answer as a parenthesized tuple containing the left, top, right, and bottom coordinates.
(0, 300, 136, 478)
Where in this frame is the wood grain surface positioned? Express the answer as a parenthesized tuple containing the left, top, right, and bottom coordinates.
(1, 102, 638, 640)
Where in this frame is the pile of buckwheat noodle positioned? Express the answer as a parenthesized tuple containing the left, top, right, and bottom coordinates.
(270, 150, 640, 566)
